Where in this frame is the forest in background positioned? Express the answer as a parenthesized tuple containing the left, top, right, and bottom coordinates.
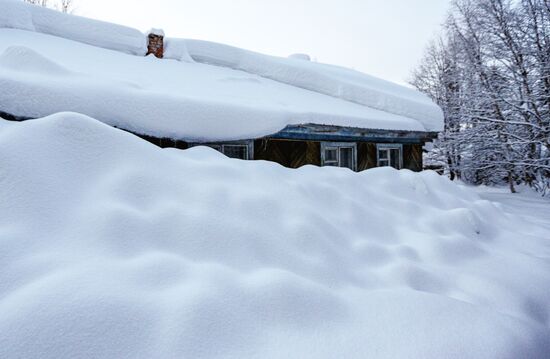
(413, 0, 550, 194)
(22, 0, 74, 13)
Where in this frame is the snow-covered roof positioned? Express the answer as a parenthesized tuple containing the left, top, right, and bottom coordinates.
(0, 0, 443, 141)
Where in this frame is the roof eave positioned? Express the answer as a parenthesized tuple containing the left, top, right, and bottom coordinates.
(267, 124, 439, 144)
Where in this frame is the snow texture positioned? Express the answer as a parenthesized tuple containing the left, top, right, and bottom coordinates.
(0, 0, 146, 55)
(185, 39, 443, 131)
(288, 53, 311, 61)
(147, 28, 165, 37)
(0, 0, 35, 31)
(164, 38, 195, 63)
(0, 112, 549, 358)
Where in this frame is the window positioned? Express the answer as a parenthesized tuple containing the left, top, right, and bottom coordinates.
(377, 144, 402, 169)
(191, 141, 253, 160)
(221, 144, 249, 160)
(321, 142, 357, 171)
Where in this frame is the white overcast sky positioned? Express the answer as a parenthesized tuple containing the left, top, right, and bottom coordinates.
(76, 0, 450, 84)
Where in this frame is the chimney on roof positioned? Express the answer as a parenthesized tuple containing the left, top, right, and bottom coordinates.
(147, 29, 164, 59)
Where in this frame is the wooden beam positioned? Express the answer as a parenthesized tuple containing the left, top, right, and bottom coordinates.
(267, 124, 438, 144)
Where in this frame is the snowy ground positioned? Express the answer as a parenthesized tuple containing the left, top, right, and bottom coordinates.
(1, 114, 549, 358)
(476, 186, 550, 236)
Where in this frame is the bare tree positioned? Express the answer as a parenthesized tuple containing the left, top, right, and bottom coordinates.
(22, 0, 76, 13)
(412, 0, 550, 195)
(57, 0, 75, 13)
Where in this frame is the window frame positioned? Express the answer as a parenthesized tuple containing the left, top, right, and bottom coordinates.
(190, 141, 254, 160)
(220, 144, 249, 160)
(376, 143, 403, 169)
(320, 142, 357, 171)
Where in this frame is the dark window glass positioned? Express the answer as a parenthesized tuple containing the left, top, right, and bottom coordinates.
(223, 145, 248, 160)
(322, 144, 356, 170)
(390, 148, 401, 169)
(378, 149, 390, 167)
(339, 147, 354, 169)
(378, 147, 401, 169)
(325, 148, 338, 162)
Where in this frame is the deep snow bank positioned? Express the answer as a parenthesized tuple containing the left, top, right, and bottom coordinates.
(0, 113, 549, 358)
(0, 0, 146, 55)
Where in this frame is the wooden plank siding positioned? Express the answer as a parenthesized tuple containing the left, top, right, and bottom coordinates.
(403, 144, 423, 172)
(254, 139, 321, 168)
(357, 143, 377, 171)
(254, 139, 423, 172)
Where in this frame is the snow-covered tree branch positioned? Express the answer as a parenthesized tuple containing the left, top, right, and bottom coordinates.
(412, 0, 550, 195)
(22, 0, 75, 13)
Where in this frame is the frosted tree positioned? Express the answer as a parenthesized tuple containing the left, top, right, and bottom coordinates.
(413, 0, 550, 194)
(57, 0, 74, 13)
(22, 0, 75, 13)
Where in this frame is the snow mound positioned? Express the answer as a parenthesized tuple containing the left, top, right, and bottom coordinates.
(0, 113, 549, 358)
(185, 39, 443, 131)
(0, 0, 146, 55)
(0, 46, 72, 75)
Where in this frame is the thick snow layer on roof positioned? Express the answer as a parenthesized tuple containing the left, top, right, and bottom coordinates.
(0, 0, 443, 139)
(147, 28, 165, 37)
(0, 0, 35, 31)
(1, 113, 549, 358)
(288, 53, 311, 61)
(0, 0, 146, 55)
(164, 38, 195, 63)
(185, 39, 443, 130)
(0, 29, 435, 141)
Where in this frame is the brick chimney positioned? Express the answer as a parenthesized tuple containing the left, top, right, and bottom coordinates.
(147, 29, 164, 59)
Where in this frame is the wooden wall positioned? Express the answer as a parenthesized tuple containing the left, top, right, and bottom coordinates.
(254, 139, 424, 172)
(254, 139, 321, 168)
(133, 134, 424, 172)
(403, 144, 423, 172)
(357, 143, 377, 171)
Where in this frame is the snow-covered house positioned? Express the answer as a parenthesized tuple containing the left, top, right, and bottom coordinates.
(0, 0, 443, 171)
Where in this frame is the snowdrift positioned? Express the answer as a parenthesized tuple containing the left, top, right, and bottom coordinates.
(0, 113, 549, 358)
